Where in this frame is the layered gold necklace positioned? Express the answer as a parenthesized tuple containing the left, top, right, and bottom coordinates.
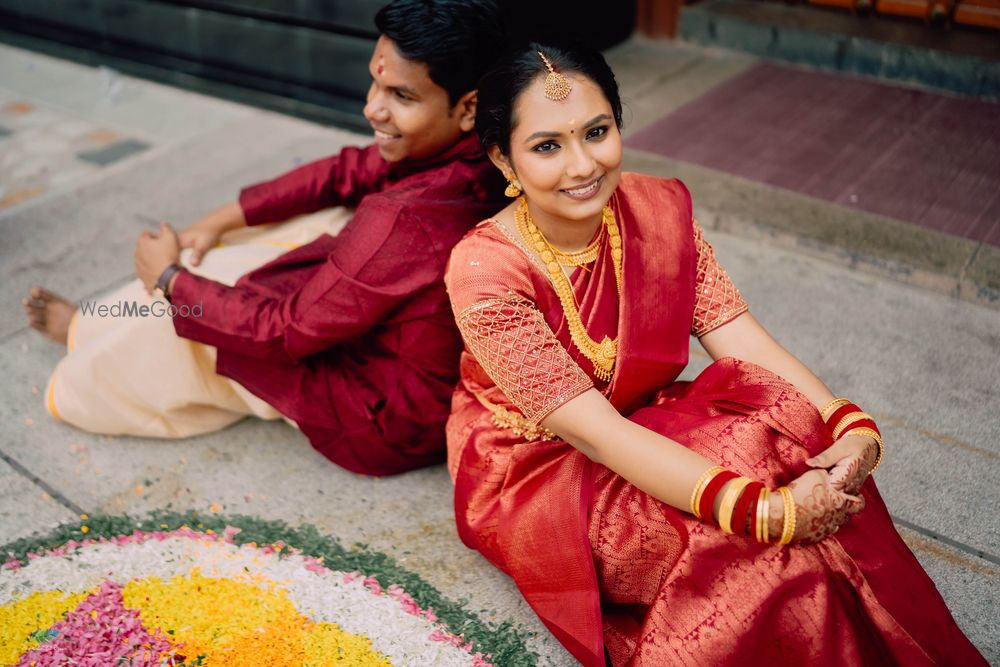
(553, 223, 603, 269)
(514, 197, 622, 382)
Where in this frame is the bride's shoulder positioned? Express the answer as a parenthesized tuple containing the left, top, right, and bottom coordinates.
(453, 201, 521, 252)
(618, 172, 691, 198)
(616, 172, 693, 221)
(454, 216, 512, 253)
(446, 219, 538, 307)
(449, 215, 531, 278)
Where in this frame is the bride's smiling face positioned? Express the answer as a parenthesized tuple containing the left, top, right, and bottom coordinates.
(491, 73, 622, 226)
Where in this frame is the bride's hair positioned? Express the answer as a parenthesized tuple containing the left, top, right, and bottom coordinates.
(475, 42, 623, 156)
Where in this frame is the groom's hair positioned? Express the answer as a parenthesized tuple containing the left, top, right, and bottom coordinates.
(375, 0, 504, 106)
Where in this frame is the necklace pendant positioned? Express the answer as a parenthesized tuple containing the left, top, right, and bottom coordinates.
(598, 336, 616, 361)
(515, 198, 622, 385)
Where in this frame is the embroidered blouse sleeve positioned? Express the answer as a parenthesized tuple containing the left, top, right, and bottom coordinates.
(692, 219, 749, 337)
(446, 230, 594, 425)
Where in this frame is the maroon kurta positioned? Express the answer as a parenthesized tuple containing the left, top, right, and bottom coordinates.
(170, 135, 505, 475)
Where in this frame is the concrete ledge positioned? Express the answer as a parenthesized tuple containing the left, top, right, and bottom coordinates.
(963, 243, 1000, 306)
(0, 27, 371, 132)
(681, 0, 1000, 99)
(624, 148, 999, 310)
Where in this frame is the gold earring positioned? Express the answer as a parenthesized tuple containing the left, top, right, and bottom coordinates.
(504, 175, 522, 198)
(503, 172, 521, 199)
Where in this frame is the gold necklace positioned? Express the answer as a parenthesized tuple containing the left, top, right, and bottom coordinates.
(514, 197, 622, 381)
(553, 224, 603, 267)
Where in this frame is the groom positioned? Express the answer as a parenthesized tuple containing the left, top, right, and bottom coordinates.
(24, 0, 507, 475)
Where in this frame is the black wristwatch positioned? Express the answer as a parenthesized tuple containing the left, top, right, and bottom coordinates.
(153, 263, 184, 302)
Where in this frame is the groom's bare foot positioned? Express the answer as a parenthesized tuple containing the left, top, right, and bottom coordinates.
(23, 287, 77, 345)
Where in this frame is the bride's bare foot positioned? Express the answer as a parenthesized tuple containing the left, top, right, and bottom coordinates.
(23, 287, 77, 345)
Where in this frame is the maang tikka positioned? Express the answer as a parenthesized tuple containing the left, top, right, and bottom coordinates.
(538, 51, 571, 101)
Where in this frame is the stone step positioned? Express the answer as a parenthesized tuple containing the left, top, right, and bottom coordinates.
(680, 0, 1000, 98)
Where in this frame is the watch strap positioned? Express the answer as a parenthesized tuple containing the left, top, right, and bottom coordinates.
(155, 263, 183, 302)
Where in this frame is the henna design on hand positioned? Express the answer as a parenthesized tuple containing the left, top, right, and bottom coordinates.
(816, 435, 879, 496)
(832, 437, 878, 495)
(829, 455, 862, 494)
(787, 469, 865, 544)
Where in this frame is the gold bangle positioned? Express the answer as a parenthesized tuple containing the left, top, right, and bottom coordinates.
(690, 465, 726, 518)
(820, 398, 850, 422)
(761, 490, 771, 543)
(778, 486, 796, 545)
(831, 411, 874, 440)
(718, 478, 753, 534)
(870, 441, 884, 474)
(845, 426, 884, 475)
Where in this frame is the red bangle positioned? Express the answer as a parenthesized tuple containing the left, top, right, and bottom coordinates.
(747, 486, 762, 538)
(732, 481, 764, 537)
(699, 470, 740, 524)
(841, 419, 880, 438)
(825, 403, 861, 430)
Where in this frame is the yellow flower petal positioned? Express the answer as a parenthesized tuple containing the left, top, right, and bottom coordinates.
(0, 590, 88, 664)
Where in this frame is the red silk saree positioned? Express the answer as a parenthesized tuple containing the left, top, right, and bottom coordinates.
(444, 173, 985, 666)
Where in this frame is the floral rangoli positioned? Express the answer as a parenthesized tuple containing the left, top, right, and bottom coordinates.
(0, 513, 533, 666)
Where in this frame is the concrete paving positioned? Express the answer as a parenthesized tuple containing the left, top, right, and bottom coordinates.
(1, 38, 998, 665)
(608, 37, 1000, 310)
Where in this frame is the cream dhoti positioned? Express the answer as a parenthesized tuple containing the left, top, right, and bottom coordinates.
(45, 208, 351, 438)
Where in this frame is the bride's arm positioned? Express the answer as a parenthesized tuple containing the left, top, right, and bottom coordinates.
(541, 389, 861, 543)
(697, 312, 836, 408)
(543, 389, 720, 510)
(698, 312, 834, 409)
(698, 312, 879, 494)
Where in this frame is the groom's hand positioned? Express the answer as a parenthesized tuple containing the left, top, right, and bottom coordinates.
(135, 222, 181, 293)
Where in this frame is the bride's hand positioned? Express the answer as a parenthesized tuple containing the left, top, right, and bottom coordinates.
(772, 468, 865, 544)
(805, 434, 878, 495)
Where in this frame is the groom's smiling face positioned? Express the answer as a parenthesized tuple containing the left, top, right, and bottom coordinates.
(362, 36, 475, 163)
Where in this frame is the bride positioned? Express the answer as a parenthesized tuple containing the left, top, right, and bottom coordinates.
(442, 43, 986, 666)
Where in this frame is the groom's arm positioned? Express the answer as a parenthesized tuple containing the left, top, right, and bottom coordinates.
(238, 144, 390, 226)
(169, 203, 437, 362)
